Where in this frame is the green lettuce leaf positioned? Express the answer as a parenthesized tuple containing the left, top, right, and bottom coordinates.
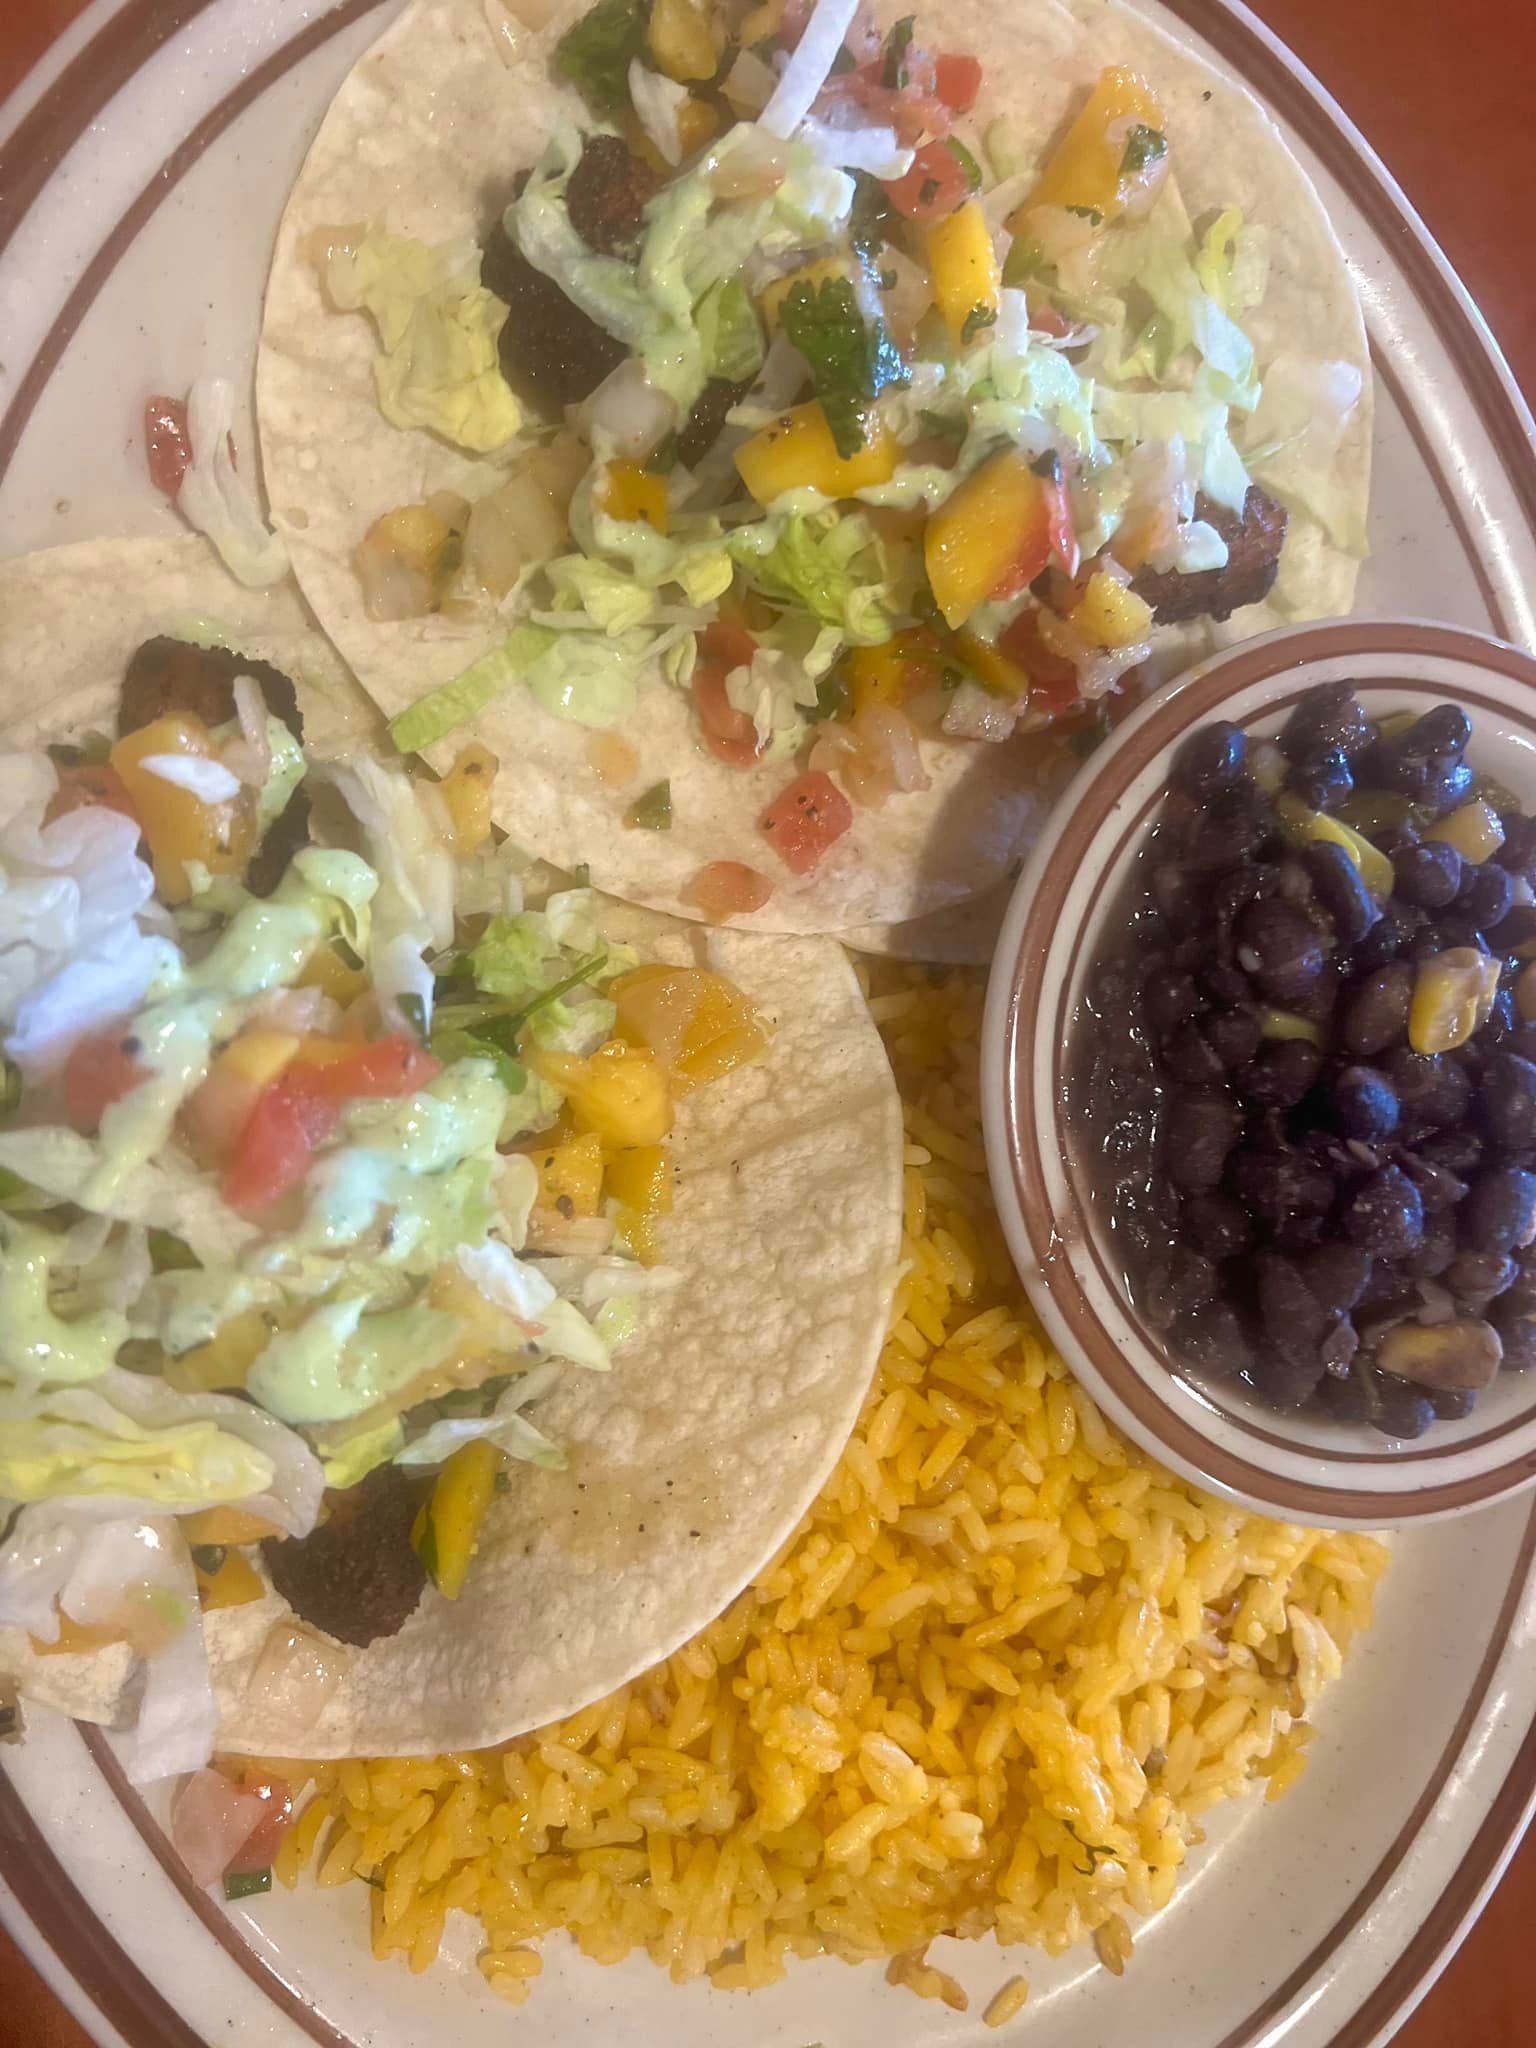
(726, 507, 896, 643)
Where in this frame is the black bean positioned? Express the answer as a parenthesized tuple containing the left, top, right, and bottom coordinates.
(1230, 1145, 1335, 1224)
(1143, 1248, 1220, 1330)
(1143, 967, 1205, 1034)
(1340, 963, 1414, 1055)
(1319, 1365, 1376, 1424)
(1319, 1316, 1360, 1375)
(1165, 1093, 1244, 1194)
(1330, 1064, 1399, 1140)
(1302, 1243, 1374, 1318)
(1170, 1298, 1251, 1377)
(1185, 786, 1272, 873)
(1399, 1223, 1456, 1278)
(1417, 760, 1476, 819)
(1173, 720, 1247, 800)
(1393, 839, 1464, 909)
(1491, 904, 1536, 950)
(1288, 751, 1354, 813)
(1477, 1051, 1536, 1155)
(1250, 1344, 1327, 1409)
(1151, 863, 1205, 936)
(1272, 1212, 1328, 1254)
(1203, 1008, 1262, 1070)
(1445, 1249, 1517, 1306)
(1428, 1386, 1479, 1420)
(1344, 1164, 1425, 1259)
(1463, 1166, 1536, 1255)
(1285, 957, 1344, 1024)
(1235, 899, 1325, 1003)
(1159, 1020, 1227, 1090)
(1198, 957, 1252, 1008)
(1279, 683, 1377, 766)
(1303, 840, 1381, 947)
(1459, 861, 1515, 931)
(1502, 1252, 1536, 1314)
(1495, 813, 1536, 882)
(1238, 1039, 1322, 1109)
(1416, 1128, 1484, 1175)
(1183, 1193, 1254, 1261)
(1383, 1049, 1472, 1135)
(1353, 901, 1429, 971)
(1369, 1375, 1436, 1439)
(1397, 1153, 1469, 1215)
(1253, 1249, 1328, 1360)
(1492, 1301, 1536, 1371)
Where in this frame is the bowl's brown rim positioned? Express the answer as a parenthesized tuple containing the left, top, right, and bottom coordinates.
(997, 618, 1536, 1522)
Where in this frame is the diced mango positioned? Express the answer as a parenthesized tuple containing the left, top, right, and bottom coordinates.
(182, 1503, 284, 1547)
(195, 1550, 265, 1610)
(758, 257, 854, 334)
(604, 1142, 674, 1215)
(288, 1034, 361, 1069)
(603, 461, 670, 534)
(647, 0, 721, 82)
(218, 1031, 300, 1090)
(526, 1131, 606, 1219)
(438, 741, 499, 855)
(299, 943, 369, 1008)
(31, 1613, 125, 1658)
(110, 713, 253, 905)
(735, 402, 898, 504)
(1007, 65, 1165, 232)
(412, 1438, 502, 1600)
(525, 1040, 673, 1146)
(617, 1205, 663, 1265)
(846, 631, 946, 714)
(924, 450, 1050, 630)
(924, 201, 1001, 346)
(364, 501, 455, 574)
(610, 966, 768, 1091)
(163, 1311, 273, 1396)
(675, 94, 722, 157)
(1070, 571, 1154, 650)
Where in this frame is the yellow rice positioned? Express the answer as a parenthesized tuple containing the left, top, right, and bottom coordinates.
(245, 967, 1389, 2009)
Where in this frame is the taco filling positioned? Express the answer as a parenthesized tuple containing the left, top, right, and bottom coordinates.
(0, 622, 778, 1769)
(288, 0, 1365, 916)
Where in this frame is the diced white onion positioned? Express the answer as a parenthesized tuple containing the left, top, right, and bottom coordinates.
(942, 681, 1020, 743)
(138, 754, 243, 803)
(759, 0, 862, 139)
(628, 58, 689, 166)
(721, 47, 777, 116)
(231, 674, 273, 786)
(577, 357, 679, 461)
(797, 114, 913, 179)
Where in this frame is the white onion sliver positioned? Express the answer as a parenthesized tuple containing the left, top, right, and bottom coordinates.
(231, 673, 273, 784)
(759, 0, 862, 139)
(138, 755, 242, 803)
(628, 57, 687, 166)
(578, 357, 678, 460)
(797, 114, 912, 178)
(942, 680, 1020, 742)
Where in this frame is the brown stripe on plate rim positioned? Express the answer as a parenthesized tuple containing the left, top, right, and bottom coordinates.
(1001, 621, 1536, 1519)
(0, 0, 391, 485)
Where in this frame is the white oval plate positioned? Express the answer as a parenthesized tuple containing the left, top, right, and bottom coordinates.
(4, 2, 1536, 2046)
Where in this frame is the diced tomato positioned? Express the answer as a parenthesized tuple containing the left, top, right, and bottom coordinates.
(62, 1028, 150, 1132)
(681, 861, 774, 918)
(221, 1035, 439, 1215)
(933, 53, 982, 113)
(144, 395, 192, 498)
(693, 620, 762, 767)
(309, 1035, 441, 1100)
(883, 138, 972, 222)
(997, 607, 1081, 718)
(170, 1769, 270, 1889)
(225, 1776, 293, 1874)
(45, 761, 140, 828)
(989, 456, 1079, 602)
(222, 1064, 340, 1216)
(759, 770, 854, 876)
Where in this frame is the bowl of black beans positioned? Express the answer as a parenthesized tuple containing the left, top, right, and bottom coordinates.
(983, 621, 1536, 1524)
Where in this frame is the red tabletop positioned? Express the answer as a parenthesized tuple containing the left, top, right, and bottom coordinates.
(1, 2, 1535, 2044)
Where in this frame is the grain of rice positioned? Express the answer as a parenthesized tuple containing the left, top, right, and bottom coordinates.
(252, 970, 1388, 2005)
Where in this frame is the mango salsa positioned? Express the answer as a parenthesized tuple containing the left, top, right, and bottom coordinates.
(413, 1438, 502, 1600)
(111, 713, 253, 905)
(611, 966, 768, 1091)
(736, 402, 898, 504)
(525, 1040, 674, 1146)
(924, 201, 1001, 345)
(1007, 66, 1165, 231)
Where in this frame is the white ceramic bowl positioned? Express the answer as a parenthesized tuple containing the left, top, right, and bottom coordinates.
(982, 618, 1536, 1526)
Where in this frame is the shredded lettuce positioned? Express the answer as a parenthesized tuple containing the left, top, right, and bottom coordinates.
(727, 507, 896, 643)
(325, 228, 522, 452)
(389, 623, 557, 754)
(176, 378, 288, 589)
(555, 0, 648, 113)
(396, 1379, 565, 1470)
(696, 278, 766, 383)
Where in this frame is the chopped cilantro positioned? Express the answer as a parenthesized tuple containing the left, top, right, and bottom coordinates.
(881, 15, 916, 88)
(960, 302, 997, 345)
(396, 991, 428, 1040)
(946, 137, 983, 192)
(1002, 236, 1043, 285)
(0, 1057, 19, 1120)
(148, 1228, 199, 1271)
(777, 276, 907, 460)
(849, 172, 895, 259)
(646, 431, 682, 474)
(918, 177, 939, 207)
(1064, 203, 1104, 223)
(554, 0, 649, 114)
(1119, 123, 1168, 180)
(626, 781, 673, 830)
(918, 408, 965, 440)
(431, 946, 609, 1088)
(829, 43, 856, 73)
(224, 1867, 272, 1902)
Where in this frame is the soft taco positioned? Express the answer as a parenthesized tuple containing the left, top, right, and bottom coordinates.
(0, 536, 903, 1776)
(256, 0, 1370, 938)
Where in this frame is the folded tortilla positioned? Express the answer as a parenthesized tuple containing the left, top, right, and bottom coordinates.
(0, 535, 904, 1758)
